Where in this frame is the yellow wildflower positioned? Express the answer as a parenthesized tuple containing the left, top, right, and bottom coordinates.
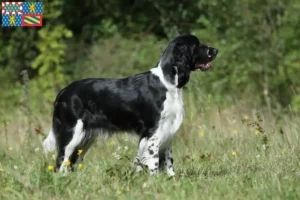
(117, 190, 122, 195)
(244, 115, 249, 120)
(108, 140, 115, 146)
(0, 167, 3, 172)
(255, 130, 259, 135)
(282, 148, 287, 153)
(8, 147, 13, 151)
(78, 149, 83, 155)
(232, 151, 237, 156)
(47, 165, 54, 171)
(78, 163, 83, 170)
(63, 160, 71, 166)
(233, 130, 238, 134)
(199, 131, 205, 137)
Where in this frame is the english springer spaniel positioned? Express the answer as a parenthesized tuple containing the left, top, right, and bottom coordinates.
(43, 35, 218, 176)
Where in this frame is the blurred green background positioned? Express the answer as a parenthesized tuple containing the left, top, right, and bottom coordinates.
(1, 0, 300, 117)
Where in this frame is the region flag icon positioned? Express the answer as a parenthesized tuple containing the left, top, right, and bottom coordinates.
(23, 2, 42, 14)
(2, 14, 22, 26)
(1, 2, 42, 27)
(22, 14, 42, 26)
(2, 2, 23, 15)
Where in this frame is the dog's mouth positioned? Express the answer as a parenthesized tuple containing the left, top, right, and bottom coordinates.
(194, 62, 212, 71)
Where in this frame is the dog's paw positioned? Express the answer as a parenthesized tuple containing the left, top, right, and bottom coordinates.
(135, 165, 144, 173)
(167, 171, 175, 177)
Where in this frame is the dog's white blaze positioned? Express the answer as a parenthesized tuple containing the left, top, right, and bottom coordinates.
(151, 63, 184, 149)
(59, 119, 85, 173)
(42, 129, 56, 153)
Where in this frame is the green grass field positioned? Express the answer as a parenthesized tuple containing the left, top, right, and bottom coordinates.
(1, 105, 300, 200)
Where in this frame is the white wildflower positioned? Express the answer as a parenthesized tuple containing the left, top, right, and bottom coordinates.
(142, 182, 148, 188)
(112, 152, 121, 160)
(116, 146, 121, 151)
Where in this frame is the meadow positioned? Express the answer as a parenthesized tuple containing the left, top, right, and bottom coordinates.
(1, 101, 300, 200)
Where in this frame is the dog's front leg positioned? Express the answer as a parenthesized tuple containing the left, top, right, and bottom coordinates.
(147, 135, 160, 174)
(138, 136, 160, 175)
(164, 146, 175, 177)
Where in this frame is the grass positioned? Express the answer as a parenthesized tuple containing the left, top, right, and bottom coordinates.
(1, 104, 300, 200)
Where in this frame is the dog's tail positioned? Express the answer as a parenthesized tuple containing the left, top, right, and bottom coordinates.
(42, 129, 57, 153)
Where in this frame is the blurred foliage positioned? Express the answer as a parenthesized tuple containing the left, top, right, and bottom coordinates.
(0, 0, 300, 115)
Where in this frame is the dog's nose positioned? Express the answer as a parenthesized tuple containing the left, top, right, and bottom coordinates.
(213, 48, 218, 55)
(208, 48, 218, 57)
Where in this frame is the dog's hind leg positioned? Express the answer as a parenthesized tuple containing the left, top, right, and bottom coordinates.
(59, 119, 86, 173)
(69, 131, 96, 170)
(54, 126, 75, 172)
(42, 129, 56, 154)
(135, 137, 148, 173)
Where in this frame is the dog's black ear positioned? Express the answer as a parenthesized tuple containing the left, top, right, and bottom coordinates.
(160, 42, 193, 88)
(172, 43, 192, 88)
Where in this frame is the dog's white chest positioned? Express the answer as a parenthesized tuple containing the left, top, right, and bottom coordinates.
(158, 89, 184, 145)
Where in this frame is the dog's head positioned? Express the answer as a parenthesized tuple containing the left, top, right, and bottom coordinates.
(160, 35, 218, 88)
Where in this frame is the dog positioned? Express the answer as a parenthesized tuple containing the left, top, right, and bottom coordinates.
(43, 35, 218, 176)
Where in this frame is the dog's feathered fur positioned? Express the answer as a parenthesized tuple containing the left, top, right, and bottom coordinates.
(43, 35, 218, 175)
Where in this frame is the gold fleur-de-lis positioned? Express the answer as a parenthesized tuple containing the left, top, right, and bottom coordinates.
(9, 15, 16, 26)
(29, 3, 36, 14)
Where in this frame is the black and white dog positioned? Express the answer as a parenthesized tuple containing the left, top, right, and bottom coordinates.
(43, 35, 218, 176)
